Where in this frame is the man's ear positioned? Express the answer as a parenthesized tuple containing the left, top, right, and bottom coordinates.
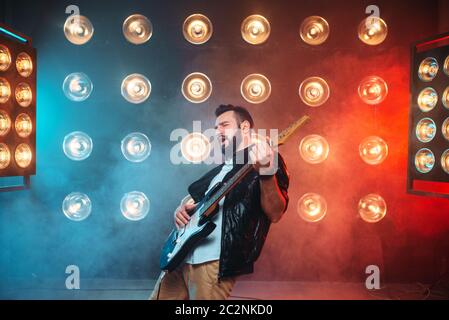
(240, 120, 251, 133)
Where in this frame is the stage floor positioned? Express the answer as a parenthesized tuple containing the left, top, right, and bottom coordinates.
(1, 279, 447, 300)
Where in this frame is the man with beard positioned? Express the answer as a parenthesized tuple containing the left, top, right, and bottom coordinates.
(150, 104, 289, 300)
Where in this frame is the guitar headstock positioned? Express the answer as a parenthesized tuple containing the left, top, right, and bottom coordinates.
(275, 115, 310, 147)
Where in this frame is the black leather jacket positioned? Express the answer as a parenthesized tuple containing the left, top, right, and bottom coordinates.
(188, 148, 289, 279)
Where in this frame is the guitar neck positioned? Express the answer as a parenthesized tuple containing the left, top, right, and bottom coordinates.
(200, 115, 310, 216)
(201, 162, 253, 216)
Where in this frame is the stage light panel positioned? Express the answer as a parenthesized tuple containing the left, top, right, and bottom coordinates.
(407, 32, 449, 197)
(0, 24, 36, 180)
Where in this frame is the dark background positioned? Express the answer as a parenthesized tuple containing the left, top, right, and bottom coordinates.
(0, 0, 449, 290)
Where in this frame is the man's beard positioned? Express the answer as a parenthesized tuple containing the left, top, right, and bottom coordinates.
(221, 130, 243, 159)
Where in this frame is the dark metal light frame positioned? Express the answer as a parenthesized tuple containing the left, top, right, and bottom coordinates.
(0, 23, 35, 191)
(407, 31, 449, 198)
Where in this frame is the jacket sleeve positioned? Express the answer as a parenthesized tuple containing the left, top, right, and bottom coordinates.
(274, 153, 290, 213)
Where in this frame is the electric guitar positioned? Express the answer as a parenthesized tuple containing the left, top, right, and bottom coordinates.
(160, 115, 310, 272)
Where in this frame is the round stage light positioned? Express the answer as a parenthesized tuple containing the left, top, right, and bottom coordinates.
(299, 134, 329, 164)
(15, 83, 32, 107)
(0, 77, 11, 104)
(15, 113, 32, 138)
(121, 191, 150, 221)
(64, 15, 94, 45)
(358, 76, 388, 105)
(183, 14, 213, 44)
(299, 77, 330, 107)
(0, 110, 11, 137)
(438, 149, 449, 174)
(418, 57, 439, 82)
(63, 72, 93, 102)
(0, 143, 11, 169)
(415, 148, 435, 173)
(182, 72, 212, 103)
(0, 45, 11, 71)
(16, 52, 33, 78)
(240, 73, 271, 104)
(358, 194, 386, 223)
(62, 192, 92, 221)
(443, 86, 449, 109)
(359, 136, 388, 165)
(297, 193, 327, 222)
(123, 14, 153, 45)
(441, 149, 449, 174)
(415, 118, 436, 143)
(417, 87, 438, 112)
(443, 117, 449, 141)
(181, 132, 211, 163)
(241, 14, 270, 45)
(121, 132, 151, 163)
(299, 16, 329, 45)
(444, 55, 449, 76)
(121, 73, 151, 104)
(358, 16, 387, 45)
(63, 131, 93, 161)
(15, 143, 32, 168)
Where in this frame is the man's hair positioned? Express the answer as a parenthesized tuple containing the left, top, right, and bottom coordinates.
(215, 104, 254, 128)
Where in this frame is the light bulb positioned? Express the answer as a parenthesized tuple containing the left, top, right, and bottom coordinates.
(15, 113, 32, 138)
(358, 194, 386, 223)
(0, 143, 11, 169)
(299, 134, 329, 164)
(0, 110, 11, 136)
(123, 14, 153, 45)
(121, 73, 151, 104)
(241, 15, 270, 45)
(443, 86, 449, 109)
(415, 118, 436, 143)
(63, 131, 93, 161)
(182, 72, 212, 103)
(181, 132, 211, 163)
(63, 72, 93, 102)
(358, 76, 388, 105)
(15, 83, 32, 107)
(64, 15, 94, 45)
(359, 136, 388, 165)
(418, 57, 439, 82)
(62, 192, 92, 221)
(297, 193, 327, 222)
(415, 148, 435, 173)
(16, 52, 33, 77)
(241, 74, 271, 104)
(0, 45, 11, 71)
(0, 77, 11, 104)
(442, 117, 449, 141)
(15, 143, 32, 168)
(417, 87, 438, 112)
(183, 14, 213, 44)
(300, 16, 329, 45)
(358, 16, 387, 45)
(121, 132, 151, 163)
(441, 149, 449, 174)
(121, 191, 150, 221)
(299, 77, 330, 107)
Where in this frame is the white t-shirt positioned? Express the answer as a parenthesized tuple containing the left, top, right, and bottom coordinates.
(185, 159, 234, 264)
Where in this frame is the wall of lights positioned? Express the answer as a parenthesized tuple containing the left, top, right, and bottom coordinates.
(0, 24, 36, 182)
(59, 11, 393, 223)
(407, 33, 449, 198)
(0, 0, 447, 283)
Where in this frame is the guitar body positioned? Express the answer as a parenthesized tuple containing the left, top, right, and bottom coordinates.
(159, 183, 221, 272)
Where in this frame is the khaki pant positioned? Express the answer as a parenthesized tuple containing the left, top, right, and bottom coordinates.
(149, 260, 236, 300)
